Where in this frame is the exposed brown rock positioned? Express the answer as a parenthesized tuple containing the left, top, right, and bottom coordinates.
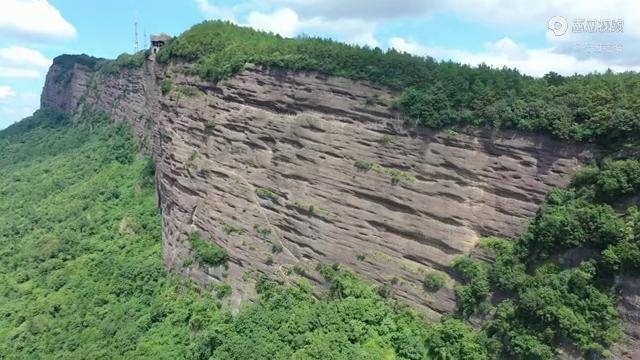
(613, 275, 640, 360)
(41, 61, 92, 112)
(42, 59, 593, 319)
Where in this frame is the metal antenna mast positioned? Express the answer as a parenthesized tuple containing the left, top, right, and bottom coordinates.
(133, 14, 139, 52)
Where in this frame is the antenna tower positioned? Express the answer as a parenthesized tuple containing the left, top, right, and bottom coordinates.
(133, 16, 139, 52)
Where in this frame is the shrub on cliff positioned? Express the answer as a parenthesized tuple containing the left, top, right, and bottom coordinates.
(160, 79, 173, 95)
(188, 232, 229, 266)
(423, 272, 446, 292)
(601, 206, 640, 273)
(50, 54, 104, 84)
(572, 159, 640, 202)
(519, 188, 624, 260)
(451, 256, 491, 318)
(98, 50, 148, 75)
(483, 258, 620, 359)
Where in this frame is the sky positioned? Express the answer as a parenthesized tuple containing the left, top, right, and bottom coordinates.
(0, 0, 639, 130)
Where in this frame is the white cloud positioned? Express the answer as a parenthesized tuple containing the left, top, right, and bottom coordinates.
(0, 86, 16, 99)
(0, 46, 48, 128)
(484, 38, 527, 60)
(0, 0, 76, 41)
(348, 32, 379, 48)
(444, 1, 640, 66)
(273, 0, 640, 35)
(241, 7, 380, 46)
(195, 0, 238, 22)
(274, 0, 441, 20)
(247, 8, 300, 37)
(195, 1, 381, 46)
(389, 37, 431, 57)
(0, 91, 38, 129)
(390, 36, 640, 76)
(448, 0, 640, 37)
(271, 0, 640, 59)
(0, 47, 51, 79)
(0, 67, 40, 78)
(195, 1, 640, 40)
(300, 17, 379, 47)
(0, 47, 52, 68)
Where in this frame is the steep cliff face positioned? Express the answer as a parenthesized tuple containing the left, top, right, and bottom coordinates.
(614, 275, 640, 359)
(41, 60, 93, 112)
(41, 57, 592, 316)
(41, 58, 159, 153)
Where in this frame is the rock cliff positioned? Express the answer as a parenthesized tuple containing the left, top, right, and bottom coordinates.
(41, 56, 592, 318)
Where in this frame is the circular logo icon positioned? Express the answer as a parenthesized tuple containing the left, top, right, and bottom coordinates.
(548, 16, 568, 36)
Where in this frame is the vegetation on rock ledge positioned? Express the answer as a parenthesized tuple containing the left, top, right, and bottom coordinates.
(188, 232, 229, 267)
(156, 20, 640, 144)
(447, 157, 640, 358)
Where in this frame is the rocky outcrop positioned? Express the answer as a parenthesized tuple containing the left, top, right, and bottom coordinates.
(41, 57, 160, 153)
(41, 58, 593, 318)
(41, 60, 93, 112)
(613, 275, 640, 360)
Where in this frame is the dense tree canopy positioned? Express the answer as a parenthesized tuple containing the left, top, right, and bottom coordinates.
(454, 158, 640, 359)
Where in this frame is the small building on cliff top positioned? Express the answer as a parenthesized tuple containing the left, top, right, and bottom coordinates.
(150, 34, 171, 54)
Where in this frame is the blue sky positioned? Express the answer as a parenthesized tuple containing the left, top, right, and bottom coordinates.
(1, 0, 638, 129)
